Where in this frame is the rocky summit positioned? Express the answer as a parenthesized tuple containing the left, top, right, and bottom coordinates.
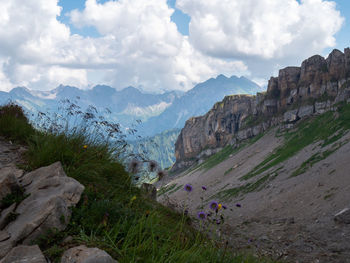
(173, 48, 350, 170)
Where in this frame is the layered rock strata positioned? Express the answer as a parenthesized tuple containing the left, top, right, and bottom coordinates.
(174, 48, 350, 170)
(0, 162, 84, 258)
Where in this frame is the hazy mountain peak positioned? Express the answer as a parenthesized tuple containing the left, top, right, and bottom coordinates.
(216, 74, 228, 80)
(121, 86, 142, 94)
(92, 85, 115, 92)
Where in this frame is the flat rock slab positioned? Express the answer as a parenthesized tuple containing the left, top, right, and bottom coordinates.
(0, 245, 46, 263)
(61, 245, 117, 263)
(0, 162, 84, 258)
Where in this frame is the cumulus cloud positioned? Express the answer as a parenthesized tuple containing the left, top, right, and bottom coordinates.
(69, 0, 248, 92)
(0, 0, 89, 90)
(0, 0, 344, 92)
(176, 0, 344, 82)
(0, 0, 247, 92)
(177, 0, 344, 59)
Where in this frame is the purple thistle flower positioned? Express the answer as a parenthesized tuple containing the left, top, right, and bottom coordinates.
(184, 184, 193, 192)
(128, 159, 140, 174)
(148, 160, 158, 172)
(236, 203, 242, 208)
(209, 201, 218, 210)
(184, 209, 189, 216)
(216, 219, 221, 225)
(201, 186, 207, 191)
(197, 211, 206, 220)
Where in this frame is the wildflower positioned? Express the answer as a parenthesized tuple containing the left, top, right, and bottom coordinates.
(184, 184, 193, 192)
(197, 211, 206, 220)
(128, 159, 140, 174)
(101, 212, 109, 227)
(216, 219, 221, 225)
(218, 204, 222, 210)
(148, 160, 158, 172)
(236, 203, 242, 208)
(83, 145, 88, 149)
(202, 186, 207, 191)
(222, 205, 227, 210)
(130, 195, 137, 202)
(184, 209, 189, 216)
(209, 201, 218, 210)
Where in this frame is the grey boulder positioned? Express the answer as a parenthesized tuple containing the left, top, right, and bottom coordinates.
(0, 162, 84, 258)
(61, 245, 117, 263)
(0, 245, 46, 263)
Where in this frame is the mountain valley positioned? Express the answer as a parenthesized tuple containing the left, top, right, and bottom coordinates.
(158, 48, 350, 262)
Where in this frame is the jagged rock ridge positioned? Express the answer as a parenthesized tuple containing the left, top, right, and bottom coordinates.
(174, 48, 350, 170)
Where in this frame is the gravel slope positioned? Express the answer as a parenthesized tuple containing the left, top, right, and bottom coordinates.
(158, 128, 350, 263)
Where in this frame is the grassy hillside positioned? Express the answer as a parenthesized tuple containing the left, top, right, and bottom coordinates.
(0, 103, 273, 263)
(191, 101, 350, 200)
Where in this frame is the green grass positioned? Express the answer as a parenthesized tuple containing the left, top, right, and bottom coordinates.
(213, 167, 282, 200)
(191, 132, 266, 173)
(241, 102, 350, 181)
(290, 143, 342, 177)
(157, 183, 177, 197)
(168, 184, 184, 195)
(0, 103, 272, 263)
(0, 103, 35, 143)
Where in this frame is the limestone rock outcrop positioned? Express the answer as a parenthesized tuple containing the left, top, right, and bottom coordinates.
(0, 162, 84, 258)
(173, 48, 350, 170)
(61, 245, 117, 263)
(0, 245, 46, 263)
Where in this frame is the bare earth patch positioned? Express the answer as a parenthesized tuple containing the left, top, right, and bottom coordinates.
(159, 129, 350, 263)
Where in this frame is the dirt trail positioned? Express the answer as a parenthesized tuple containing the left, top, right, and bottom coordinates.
(158, 129, 350, 263)
(0, 137, 26, 170)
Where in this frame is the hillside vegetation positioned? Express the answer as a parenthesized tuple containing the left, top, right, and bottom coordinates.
(159, 101, 350, 262)
(0, 103, 273, 263)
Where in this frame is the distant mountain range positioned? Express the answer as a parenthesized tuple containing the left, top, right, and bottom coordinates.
(0, 75, 262, 137)
(137, 75, 263, 136)
(0, 75, 263, 168)
(0, 85, 182, 129)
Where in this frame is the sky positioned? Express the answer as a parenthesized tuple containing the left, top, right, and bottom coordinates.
(0, 0, 349, 93)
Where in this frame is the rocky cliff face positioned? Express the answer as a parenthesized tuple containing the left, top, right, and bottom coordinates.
(174, 48, 350, 170)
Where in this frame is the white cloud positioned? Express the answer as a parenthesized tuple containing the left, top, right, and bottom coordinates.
(177, 0, 344, 82)
(0, 0, 344, 92)
(177, 0, 343, 59)
(68, 0, 248, 92)
(0, 0, 247, 92)
(0, 0, 89, 90)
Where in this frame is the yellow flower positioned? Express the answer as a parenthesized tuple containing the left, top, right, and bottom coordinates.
(83, 145, 88, 149)
(218, 204, 222, 210)
(131, 195, 137, 202)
